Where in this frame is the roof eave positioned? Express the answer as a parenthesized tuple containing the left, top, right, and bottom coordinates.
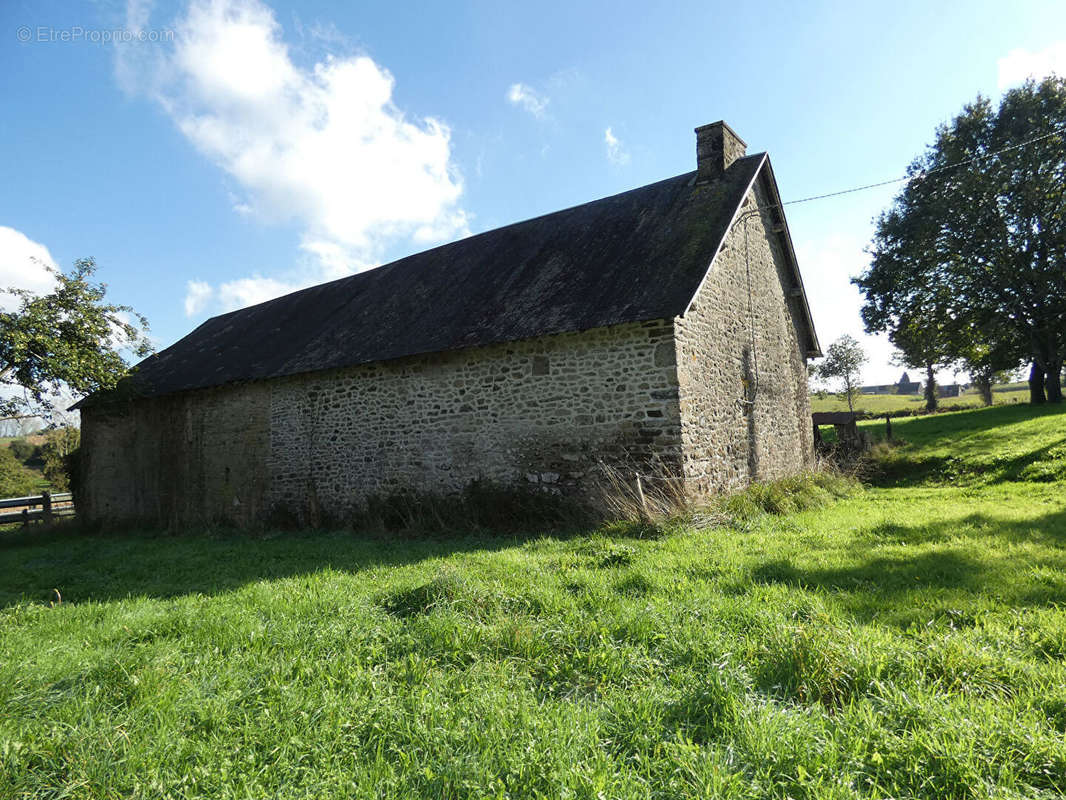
(757, 157, 821, 358)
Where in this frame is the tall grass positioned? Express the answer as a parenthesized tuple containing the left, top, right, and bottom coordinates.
(593, 454, 858, 529)
(716, 470, 858, 522)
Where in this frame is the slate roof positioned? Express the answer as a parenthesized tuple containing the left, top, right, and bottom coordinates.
(78, 152, 819, 406)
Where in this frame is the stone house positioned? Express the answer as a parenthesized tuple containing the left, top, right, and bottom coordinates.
(76, 121, 820, 526)
(896, 372, 921, 395)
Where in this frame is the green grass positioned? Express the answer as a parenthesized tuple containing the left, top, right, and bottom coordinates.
(810, 382, 1030, 415)
(2, 405, 1066, 798)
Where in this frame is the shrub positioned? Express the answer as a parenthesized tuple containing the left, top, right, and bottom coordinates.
(0, 447, 42, 497)
(8, 438, 42, 466)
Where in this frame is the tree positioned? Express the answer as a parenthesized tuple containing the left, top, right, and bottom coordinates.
(886, 300, 957, 412)
(855, 77, 1066, 404)
(813, 335, 867, 412)
(0, 258, 152, 422)
(41, 426, 80, 491)
(952, 320, 1026, 406)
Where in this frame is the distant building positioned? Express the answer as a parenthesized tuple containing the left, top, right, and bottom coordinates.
(861, 371, 923, 396)
(896, 372, 921, 394)
(859, 384, 895, 395)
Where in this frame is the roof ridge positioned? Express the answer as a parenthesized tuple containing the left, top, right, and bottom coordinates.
(198, 169, 705, 323)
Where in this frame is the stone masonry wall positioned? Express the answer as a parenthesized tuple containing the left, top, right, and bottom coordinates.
(267, 319, 680, 521)
(80, 320, 682, 526)
(673, 180, 815, 494)
(79, 382, 271, 526)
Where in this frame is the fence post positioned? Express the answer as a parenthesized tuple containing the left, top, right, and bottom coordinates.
(42, 491, 53, 525)
(21, 508, 29, 528)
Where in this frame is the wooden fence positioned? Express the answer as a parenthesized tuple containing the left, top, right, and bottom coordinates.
(0, 492, 75, 526)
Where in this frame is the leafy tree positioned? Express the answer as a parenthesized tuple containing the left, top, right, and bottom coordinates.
(855, 76, 1066, 404)
(41, 427, 79, 491)
(813, 335, 867, 412)
(0, 258, 152, 422)
(886, 301, 957, 412)
(952, 321, 1026, 406)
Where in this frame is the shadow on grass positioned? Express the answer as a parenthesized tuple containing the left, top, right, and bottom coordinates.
(751, 506, 1066, 624)
(871, 436, 1066, 488)
(0, 522, 600, 609)
(869, 403, 1066, 445)
(862, 404, 1066, 488)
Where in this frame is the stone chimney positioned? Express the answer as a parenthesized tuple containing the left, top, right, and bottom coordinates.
(695, 121, 747, 180)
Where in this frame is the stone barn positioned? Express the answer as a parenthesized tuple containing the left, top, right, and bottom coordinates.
(76, 121, 820, 526)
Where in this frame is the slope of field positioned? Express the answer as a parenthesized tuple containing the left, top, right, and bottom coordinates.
(810, 382, 1030, 414)
(1, 404, 1065, 798)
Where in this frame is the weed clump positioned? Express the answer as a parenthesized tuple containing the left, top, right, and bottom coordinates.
(577, 538, 638, 568)
(591, 455, 689, 522)
(380, 569, 469, 618)
(753, 621, 880, 710)
(593, 453, 857, 530)
(717, 470, 858, 525)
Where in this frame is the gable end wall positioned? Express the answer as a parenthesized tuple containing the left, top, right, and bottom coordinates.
(673, 179, 815, 494)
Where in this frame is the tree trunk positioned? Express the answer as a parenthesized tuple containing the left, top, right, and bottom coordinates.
(924, 364, 938, 412)
(1029, 362, 1047, 405)
(1046, 359, 1064, 404)
(975, 374, 993, 406)
(844, 377, 855, 413)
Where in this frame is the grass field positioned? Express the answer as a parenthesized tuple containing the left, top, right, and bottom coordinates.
(810, 382, 1030, 415)
(2, 405, 1066, 798)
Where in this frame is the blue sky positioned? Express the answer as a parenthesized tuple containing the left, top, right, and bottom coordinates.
(3, 0, 1065, 386)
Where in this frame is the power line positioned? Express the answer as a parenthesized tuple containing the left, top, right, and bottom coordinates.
(780, 119, 1066, 208)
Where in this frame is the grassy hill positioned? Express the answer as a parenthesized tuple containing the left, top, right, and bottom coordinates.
(2, 405, 1065, 798)
(810, 381, 1030, 415)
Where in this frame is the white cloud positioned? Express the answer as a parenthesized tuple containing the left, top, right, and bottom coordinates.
(299, 238, 368, 280)
(184, 279, 214, 315)
(183, 274, 307, 316)
(0, 226, 58, 304)
(604, 126, 630, 165)
(216, 275, 303, 310)
(506, 83, 548, 118)
(998, 41, 1066, 88)
(118, 0, 469, 317)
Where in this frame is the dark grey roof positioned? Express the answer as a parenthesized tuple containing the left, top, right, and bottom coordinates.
(79, 153, 816, 406)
